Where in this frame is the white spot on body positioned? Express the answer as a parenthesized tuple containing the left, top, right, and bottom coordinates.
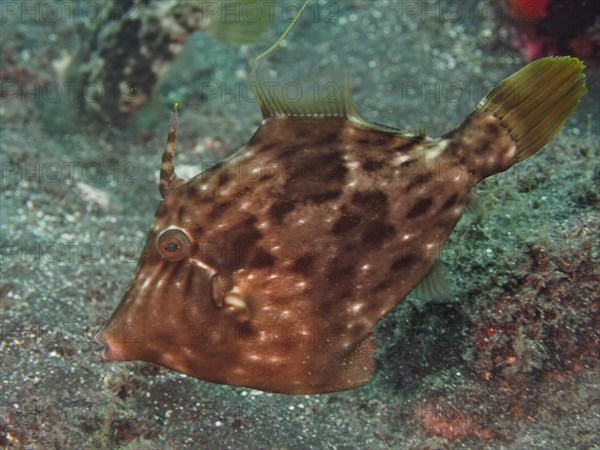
(161, 351, 174, 365)
(350, 303, 364, 314)
(193, 259, 215, 275)
(393, 153, 412, 166)
(268, 354, 284, 364)
(423, 139, 449, 160)
(347, 161, 359, 170)
(506, 144, 517, 159)
(140, 276, 152, 292)
(462, 136, 474, 147)
(298, 328, 311, 337)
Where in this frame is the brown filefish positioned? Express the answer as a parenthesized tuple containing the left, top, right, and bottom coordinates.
(95, 15, 586, 393)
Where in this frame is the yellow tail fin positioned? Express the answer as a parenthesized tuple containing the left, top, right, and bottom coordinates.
(478, 57, 587, 162)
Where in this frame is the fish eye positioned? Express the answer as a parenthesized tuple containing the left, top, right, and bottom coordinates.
(156, 228, 191, 262)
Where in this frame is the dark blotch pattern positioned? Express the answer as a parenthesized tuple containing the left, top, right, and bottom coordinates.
(475, 138, 493, 155)
(406, 198, 433, 219)
(308, 190, 341, 203)
(184, 264, 205, 301)
(447, 141, 461, 159)
(362, 159, 384, 172)
(392, 137, 424, 153)
(231, 216, 262, 248)
(391, 253, 418, 272)
(317, 150, 347, 183)
(209, 200, 234, 219)
(332, 212, 362, 234)
(246, 247, 275, 268)
(270, 201, 295, 224)
(404, 172, 433, 194)
(283, 149, 346, 204)
(352, 190, 387, 209)
(343, 190, 396, 247)
(441, 193, 459, 210)
(313, 131, 340, 148)
(327, 264, 355, 283)
(192, 225, 204, 237)
(218, 170, 233, 187)
(282, 144, 305, 157)
(374, 279, 391, 292)
(291, 253, 315, 275)
(362, 223, 395, 245)
(177, 205, 188, 223)
(154, 203, 169, 219)
(222, 215, 263, 271)
(185, 183, 198, 198)
(484, 121, 501, 138)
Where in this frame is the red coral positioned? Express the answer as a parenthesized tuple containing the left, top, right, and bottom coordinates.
(469, 238, 599, 384)
(418, 399, 493, 440)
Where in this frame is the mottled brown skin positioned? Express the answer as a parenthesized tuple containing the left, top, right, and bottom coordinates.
(97, 111, 517, 394)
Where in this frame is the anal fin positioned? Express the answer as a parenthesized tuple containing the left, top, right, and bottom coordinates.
(338, 332, 376, 388)
(412, 260, 451, 302)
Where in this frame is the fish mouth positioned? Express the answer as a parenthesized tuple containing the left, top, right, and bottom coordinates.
(94, 326, 128, 361)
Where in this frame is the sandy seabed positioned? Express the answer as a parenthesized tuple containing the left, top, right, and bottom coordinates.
(1, 1, 598, 448)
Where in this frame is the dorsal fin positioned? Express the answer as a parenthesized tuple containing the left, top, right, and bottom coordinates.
(254, 73, 372, 125)
(204, 0, 274, 45)
(250, 0, 310, 118)
(249, 0, 410, 135)
(159, 103, 185, 197)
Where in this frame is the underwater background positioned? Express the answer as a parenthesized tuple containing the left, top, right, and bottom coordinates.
(1, 0, 598, 448)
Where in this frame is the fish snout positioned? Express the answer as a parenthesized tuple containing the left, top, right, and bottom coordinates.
(94, 324, 131, 361)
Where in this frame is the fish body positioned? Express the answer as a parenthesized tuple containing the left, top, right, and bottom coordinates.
(96, 21, 586, 393)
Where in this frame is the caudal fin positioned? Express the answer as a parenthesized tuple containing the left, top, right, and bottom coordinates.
(477, 57, 586, 162)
